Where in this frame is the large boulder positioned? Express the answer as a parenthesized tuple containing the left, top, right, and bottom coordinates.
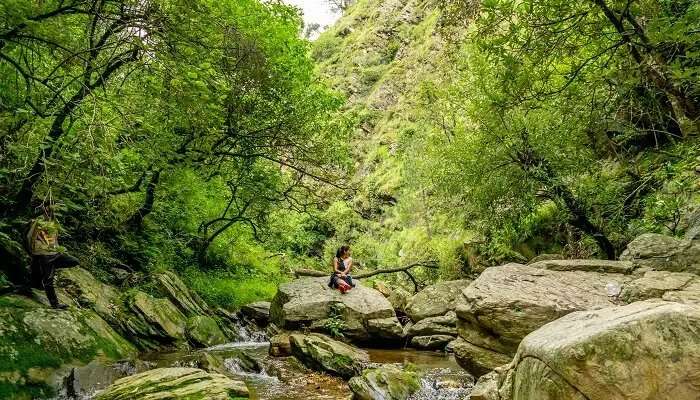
(289, 333, 369, 378)
(270, 277, 402, 342)
(454, 263, 630, 376)
(496, 300, 700, 400)
(366, 317, 404, 340)
(405, 280, 470, 322)
(451, 338, 511, 376)
(348, 365, 421, 400)
(95, 367, 249, 400)
(0, 295, 137, 399)
(373, 281, 411, 314)
(620, 233, 700, 275)
(620, 270, 700, 304)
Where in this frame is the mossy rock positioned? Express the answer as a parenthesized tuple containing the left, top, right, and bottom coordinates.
(95, 367, 249, 400)
(56, 267, 122, 325)
(289, 333, 369, 379)
(129, 291, 187, 343)
(348, 365, 421, 400)
(156, 271, 209, 317)
(0, 295, 137, 399)
(186, 315, 228, 348)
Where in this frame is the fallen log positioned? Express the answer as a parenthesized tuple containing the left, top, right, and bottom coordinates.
(294, 261, 439, 280)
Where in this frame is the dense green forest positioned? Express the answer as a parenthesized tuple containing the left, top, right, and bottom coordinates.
(1, 0, 699, 307)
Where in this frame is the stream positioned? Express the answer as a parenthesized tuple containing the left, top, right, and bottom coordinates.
(66, 339, 474, 400)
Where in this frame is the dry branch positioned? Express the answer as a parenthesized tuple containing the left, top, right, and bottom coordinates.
(294, 261, 439, 279)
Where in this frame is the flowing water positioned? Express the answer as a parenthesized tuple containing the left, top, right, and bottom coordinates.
(64, 337, 473, 400)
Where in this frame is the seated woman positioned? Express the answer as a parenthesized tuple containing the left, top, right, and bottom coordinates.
(328, 245, 355, 294)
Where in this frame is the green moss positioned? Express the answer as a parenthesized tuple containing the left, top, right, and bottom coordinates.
(0, 381, 54, 400)
(330, 353, 353, 369)
(0, 308, 63, 374)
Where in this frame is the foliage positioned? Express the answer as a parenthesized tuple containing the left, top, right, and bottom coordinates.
(323, 303, 348, 338)
(310, 0, 700, 278)
(0, 0, 353, 308)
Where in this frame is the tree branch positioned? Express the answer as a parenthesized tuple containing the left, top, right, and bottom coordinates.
(294, 261, 439, 279)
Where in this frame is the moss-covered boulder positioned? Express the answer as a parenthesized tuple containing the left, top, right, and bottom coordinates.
(128, 291, 187, 344)
(0, 295, 137, 399)
(186, 315, 228, 348)
(405, 280, 470, 322)
(56, 267, 122, 325)
(348, 365, 421, 400)
(289, 333, 369, 378)
(498, 300, 700, 400)
(156, 271, 210, 317)
(95, 367, 249, 400)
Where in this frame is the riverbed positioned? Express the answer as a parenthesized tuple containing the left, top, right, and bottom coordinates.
(70, 341, 474, 400)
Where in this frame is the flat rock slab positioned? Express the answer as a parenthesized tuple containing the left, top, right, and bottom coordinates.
(405, 311, 457, 337)
(130, 291, 187, 342)
(95, 367, 248, 400)
(156, 271, 210, 317)
(528, 259, 636, 274)
(409, 335, 454, 350)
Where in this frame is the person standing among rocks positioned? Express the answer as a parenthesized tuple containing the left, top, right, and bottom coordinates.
(25, 204, 79, 309)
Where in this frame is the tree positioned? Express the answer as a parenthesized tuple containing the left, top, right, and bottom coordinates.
(0, 0, 349, 272)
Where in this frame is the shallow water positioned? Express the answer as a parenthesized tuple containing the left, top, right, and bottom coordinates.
(69, 343, 472, 400)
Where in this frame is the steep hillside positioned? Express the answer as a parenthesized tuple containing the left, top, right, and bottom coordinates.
(312, 0, 472, 278)
(313, 0, 700, 279)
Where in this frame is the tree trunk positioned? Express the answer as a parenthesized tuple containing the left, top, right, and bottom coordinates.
(517, 144, 616, 259)
(126, 169, 161, 227)
(13, 89, 88, 212)
(591, 0, 699, 130)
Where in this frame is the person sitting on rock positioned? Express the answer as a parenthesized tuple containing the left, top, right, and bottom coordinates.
(25, 204, 79, 309)
(328, 245, 355, 294)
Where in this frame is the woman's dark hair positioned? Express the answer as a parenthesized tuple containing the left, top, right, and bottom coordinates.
(335, 245, 350, 259)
